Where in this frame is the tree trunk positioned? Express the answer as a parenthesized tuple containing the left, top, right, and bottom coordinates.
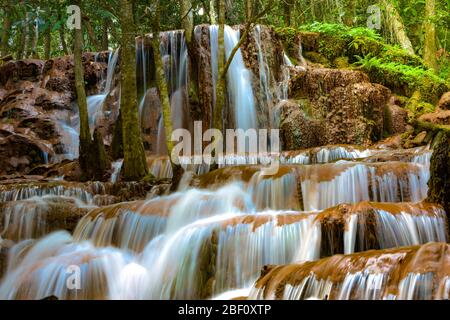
(180, 0, 193, 46)
(245, 0, 253, 21)
(24, 12, 30, 58)
(209, 0, 217, 24)
(111, 111, 124, 160)
(181, 0, 200, 129)
(73, 10, 93, 178)
(91, 128, 110, 180)
(30, 13, 39, 58)
(382, 0, 415, 55)
(119, 0, 148, 180)
(101, 18, 109, 51)
(44, 27, 51, 60)
(152, 0, 174, 157)
(73, 2, 110, 181)
(423, 0, 438, 71)
(16, 27, 26, 60)
(0, 4, 11, 58)
(58, 13, 70, 55)
(30, 33, 39, 59)
(83, 15, 100, 51)
(213, 0, 226, 132)
(283, 0, 294, 26)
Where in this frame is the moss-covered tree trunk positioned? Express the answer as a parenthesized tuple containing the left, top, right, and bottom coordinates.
(423, 0, 438, 71)
(382, 0, 415, 55)
(111, 111, 124, 160)
(44, 27, 51, 60)
(209, 0, 217, 24)
(30, 18, 39, 59)
(152, 0, 174, 157)
(82, 15, 100, 52)
(118, 0, 148, 180)
(181, 0, 200, 127)
(213, 0, 226, 132)
(101, 18, 109, 51)
(0, 2, 11, 58)
(73, 8, 93, 178)
(16, 27, 26, 60)
(283, 0, 294, 26)
(58, 13, 70, 56)
(181, 0, 193, 46)
(245, 0, 253, 21)
(24, 12, 30, 58)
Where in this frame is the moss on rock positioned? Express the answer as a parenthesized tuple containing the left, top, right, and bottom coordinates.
(275, 23, 449, 104)
(427, 133, 450, 226)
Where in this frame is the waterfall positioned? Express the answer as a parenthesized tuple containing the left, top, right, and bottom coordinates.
(300, 162, 429, 211)
(0, 182, 104, 204)
(209, 25, 257, 130)
(51, 49, 119, 163)
(249, 242, 450, 300)
(254, 25, 274, 126)
(1, 24, 449, 301)
(86, 49, 119, 131)
(53, 121, 79, 162)
(139, 31, 191, 155)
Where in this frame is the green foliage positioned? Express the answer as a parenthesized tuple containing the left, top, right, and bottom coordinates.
(299, 22, 382, 42)
(276, 22, 447, 103)
(354, 55, 449, 103)
(437, 56, 450, 80)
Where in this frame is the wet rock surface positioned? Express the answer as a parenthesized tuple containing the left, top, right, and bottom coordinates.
(251, 242, 450, 300)
(279, 99, 326, 149)
(0, 54, 108, 176)
(288, 67, 391, 146)
(0, 25, 448, 300)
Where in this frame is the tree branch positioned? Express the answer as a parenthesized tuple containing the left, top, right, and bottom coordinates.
(220, 0, 274, 77)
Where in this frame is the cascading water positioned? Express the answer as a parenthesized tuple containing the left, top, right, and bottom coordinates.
(0, 24, 448, 301)
(252, 25, 297, 128)
(86, 49, 119, 131)
(138, 31, 191, 155)
(209, 25, 257, 130)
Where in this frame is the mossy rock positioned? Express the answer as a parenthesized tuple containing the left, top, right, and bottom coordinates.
(427, 133, 450, 222)
(303, 51, 330, 66)
(333, 56, 350, 69)
(141, 172, 156, 182)
(276, 23, 446, 103)
(357, 58, 448, 104)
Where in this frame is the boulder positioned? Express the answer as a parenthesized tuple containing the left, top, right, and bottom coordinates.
(386, 100, 408, 134)
(0, 131, 53, 175)
(279, 100, 326, 150)
(418, 108, 450, 125)
(0, 59, 45, 87)
(289, 67, 391, 146)
(437, 92, 450, 110)
(411, 131, 427, 145)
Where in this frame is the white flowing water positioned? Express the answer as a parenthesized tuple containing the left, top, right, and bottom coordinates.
(86, 49, 119, 131)
(300, 162, 429, 211)
(140, 31, 191, 155)
(0, 24, 448, 301)
(110, 159, 123, 183)
(209, 25, 257, 131)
